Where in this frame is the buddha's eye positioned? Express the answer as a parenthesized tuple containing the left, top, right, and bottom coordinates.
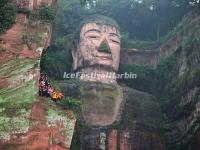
(88, 36, 98, 39)
(109, 33, 120, 44)
(111, 39, 120, 44)
(86, 34, 100, 40)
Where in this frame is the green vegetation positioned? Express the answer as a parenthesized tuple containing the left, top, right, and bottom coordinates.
(121, 38, 160, 50)
(22, 23, 50, 50)
(29, 4, 55, 23)
(0, 1, 16, 33)
(46, 108, 75, 146)
(60, 97, 81, 113)
(41, 50, 72, 79)
(156, 13, 200, 99)
(70, 121, 88, 150)
(153, 24, 200, 149)
(118, 64, 156, 93)
(156, 54, 178, 94)
(0, 58, 37, 141)
(22, 32, 37, 50)
(38, 5, 55, 23)
(182, 26, 200, 58)
(118, 88, 163, 132)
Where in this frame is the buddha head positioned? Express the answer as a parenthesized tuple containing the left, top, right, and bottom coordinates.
(72, 16, 121, 83)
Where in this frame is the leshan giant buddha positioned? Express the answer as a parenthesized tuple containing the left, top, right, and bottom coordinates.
(67, 16, 164, 149)
(72, 16, 121, 84)
(70, 16, 123, 126)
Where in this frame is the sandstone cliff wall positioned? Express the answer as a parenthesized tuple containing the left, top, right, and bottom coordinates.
(0, 1, 75, 149)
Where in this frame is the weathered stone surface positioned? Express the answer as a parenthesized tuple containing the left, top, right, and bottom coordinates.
(72, 16, 121, 84)
(80, 82, 123, 126)
(0, 14, 52, 64)
(119, 131, 131, 150)
(70, 86, 165, 150)
(120, 48, 157, 67)
(108, 129, 117, 150)
(0, 1, 75, 149)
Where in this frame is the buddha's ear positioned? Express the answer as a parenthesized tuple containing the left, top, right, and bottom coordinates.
(71, 40, 78, 71)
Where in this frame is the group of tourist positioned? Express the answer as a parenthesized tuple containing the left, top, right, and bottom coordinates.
(39, 73, 54, 97)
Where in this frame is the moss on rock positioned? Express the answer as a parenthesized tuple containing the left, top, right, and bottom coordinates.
(0, 58, 38, 141)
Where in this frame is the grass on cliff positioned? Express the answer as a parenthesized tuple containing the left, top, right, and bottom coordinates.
(61, 97, 80, 113)
(118, 63, 156, 94)
(46, 108, 75, 146)
(0, 59, 36, 78)
(42, 97, 76, 147)
(0, 59, 37, 141)
(0, 78, 36, 141)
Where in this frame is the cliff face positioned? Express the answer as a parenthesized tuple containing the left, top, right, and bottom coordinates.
(0, 14, 50, 64)
(157, 25, 200, 149)
(120, 11, 200, 150)
(120, 49, 157, 67)
(120, 12, 200, 68)
(0, 1, 75, 149)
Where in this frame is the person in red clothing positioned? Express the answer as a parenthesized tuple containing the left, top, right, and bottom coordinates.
(47, 85, 54, 97)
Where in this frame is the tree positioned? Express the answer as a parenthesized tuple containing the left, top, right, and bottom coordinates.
(38, 5, 55, 23)
(0, 0, 16, 33)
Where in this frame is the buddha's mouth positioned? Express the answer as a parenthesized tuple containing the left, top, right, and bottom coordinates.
(96, 53, 112, 60)
(99, 56, 112, 60)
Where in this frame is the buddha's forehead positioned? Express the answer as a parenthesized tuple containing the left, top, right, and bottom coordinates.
(80, 22, 120, 36)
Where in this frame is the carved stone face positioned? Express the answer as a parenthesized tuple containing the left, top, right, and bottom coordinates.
(72, 22, 121, 72)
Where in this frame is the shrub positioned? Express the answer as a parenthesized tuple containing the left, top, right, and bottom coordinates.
(38, 5, 55, 23)
(22, 33, 36, 50)
(61, 97, 81, 113)
(156, 54, 177, 93)
(40, 50, 72, 79)
(0, 2, 16, 33)
(118, 64, 156, 93)
(182, 27, 200, 57)
(182, 32, 195, 56)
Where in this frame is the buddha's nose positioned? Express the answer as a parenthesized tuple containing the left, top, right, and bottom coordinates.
(98, 39, 111, 54)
